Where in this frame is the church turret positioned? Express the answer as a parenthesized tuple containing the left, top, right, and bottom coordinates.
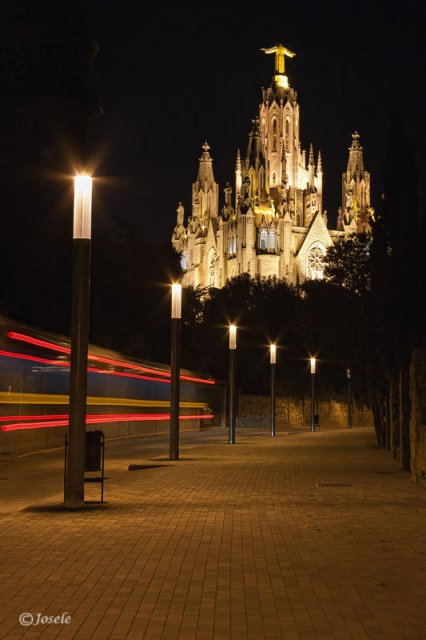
(192, 141, 219, 223)
(235, 149, 242, 206)
(317, 151, 323, 212)
(308, 144, 315, 190)
(244, 117, 267, 199)
(340, 131, 373, 233)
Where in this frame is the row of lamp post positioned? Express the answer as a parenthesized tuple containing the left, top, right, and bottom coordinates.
(63, 175, 353, 508)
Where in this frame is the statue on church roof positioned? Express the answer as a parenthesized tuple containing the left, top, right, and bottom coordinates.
(261, 44, 296, 74)
(176, 202, 184, 226)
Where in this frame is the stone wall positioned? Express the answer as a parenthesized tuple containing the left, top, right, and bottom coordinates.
(238, 394, 374, 429)
(410, 349, 426, 486)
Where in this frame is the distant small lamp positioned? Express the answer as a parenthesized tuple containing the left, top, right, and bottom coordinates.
(170, 283, 182, 460)
(228, 324, 237, 444)
(270, 344, 277, 437)
(310, 357, 317, 432)
(347, 368, 352, 429)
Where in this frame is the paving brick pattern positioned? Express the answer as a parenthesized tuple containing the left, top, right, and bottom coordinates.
(1, 425, 426, 639)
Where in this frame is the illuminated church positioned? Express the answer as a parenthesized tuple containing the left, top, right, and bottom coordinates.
(172, 45, 373, 289)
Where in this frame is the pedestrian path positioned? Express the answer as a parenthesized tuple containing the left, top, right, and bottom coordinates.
(0, 425, 425, 639)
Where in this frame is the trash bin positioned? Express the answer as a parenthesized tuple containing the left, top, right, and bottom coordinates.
(85, 430, 103, 472)
(200, 408, 213, 429)
(314, 414, 320, 429)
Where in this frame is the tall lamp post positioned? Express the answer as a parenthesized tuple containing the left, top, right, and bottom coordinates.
(347, 368, 352, 429)
(65, 174, 92, 509)
(169, 283, 182, 461)
(310, 356, 316, 432)
(270, 344, 276, 437)
(228, 324, 237, 444)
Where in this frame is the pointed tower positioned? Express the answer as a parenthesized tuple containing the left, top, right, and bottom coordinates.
(235, 149, 242, 205)
(244, 117, 267, 200)
(340, 131, 373, 233)
(308, 144, 315, 189)
(317, 151, 323, 213)
(192, 141, 219, 224)
(259, 44, 322, 221)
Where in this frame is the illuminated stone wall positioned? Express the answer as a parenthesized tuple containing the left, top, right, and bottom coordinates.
(238, 394, 374, 429)
(410, 349, 426, 486)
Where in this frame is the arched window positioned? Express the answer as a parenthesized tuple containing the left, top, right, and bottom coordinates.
(272, 172, 276, 185)
(272, 118, 277, 152)
(260, 228, 268, 250)
(285, 117, 290, 150)
(269, 229, 276, 250)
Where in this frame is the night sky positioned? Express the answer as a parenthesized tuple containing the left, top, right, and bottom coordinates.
(80, 1, 425, 241)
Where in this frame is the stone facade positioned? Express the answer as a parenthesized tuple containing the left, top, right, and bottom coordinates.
(172, 45, 373, 289)
(238, 394, 374, 429)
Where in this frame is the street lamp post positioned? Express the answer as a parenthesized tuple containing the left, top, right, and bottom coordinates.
(228, 324, 237, 444)
(169, 283, 182, 461)
(347, 368, 352, 429)
(64, 174, 92, 509)
(270, 344, 276, 437)
(310, 357, 316, 432)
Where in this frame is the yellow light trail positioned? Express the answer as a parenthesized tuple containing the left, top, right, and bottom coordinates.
(0, 391, 207, 409)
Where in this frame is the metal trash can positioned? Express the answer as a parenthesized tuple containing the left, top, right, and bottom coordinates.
(85, 430, 103, 472)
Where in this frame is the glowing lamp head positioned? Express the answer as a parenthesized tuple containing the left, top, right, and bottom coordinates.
(310, 357, 316, 375)
(229, 324, 237, 350)
(171, 283, 182, 319)
(270, 344, 276, 364)
(347, 368, 351, 379)
(73, 174, 92, 239)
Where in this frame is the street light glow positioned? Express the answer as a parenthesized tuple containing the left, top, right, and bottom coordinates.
(270, 344, 276, 364)
(73, 174, 92, 239)
(310, 357, 316, 375)
(171, 283, 182, 319)
(229, 324, 237, 350)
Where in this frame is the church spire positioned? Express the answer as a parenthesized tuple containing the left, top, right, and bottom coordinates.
(308, 143, 315, 189)
(192, 141, 219, 221)
(341, 131, 372, 233)
(196, 141, 216, 189)
(346, 130, 365, 177)
(235, 149, 242, 203)
(246, 117, 265, 170)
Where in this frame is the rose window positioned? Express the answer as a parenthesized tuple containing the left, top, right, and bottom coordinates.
(307, 246, 325, 279)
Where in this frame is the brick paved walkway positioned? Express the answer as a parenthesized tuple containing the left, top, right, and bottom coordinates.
(1, 425, 426, 639)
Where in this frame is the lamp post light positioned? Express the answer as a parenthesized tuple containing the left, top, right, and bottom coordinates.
(270, 344, 276, 437)
(228, 324, 237, 444)
(64, 174, 92, 509)
(310, 356, 316, 432)
(347, 368, 352, 429)
(169, 283, 182, 461)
